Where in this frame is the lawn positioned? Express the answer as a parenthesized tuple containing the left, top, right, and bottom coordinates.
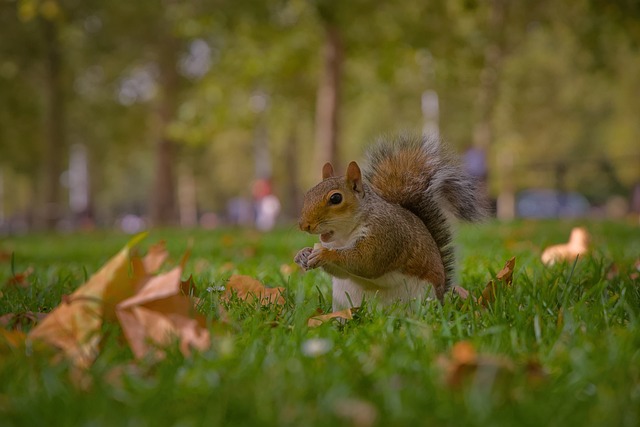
(1, 220, 639, 427)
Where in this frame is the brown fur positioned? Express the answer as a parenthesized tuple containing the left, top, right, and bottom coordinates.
(295, 134, 487, 306)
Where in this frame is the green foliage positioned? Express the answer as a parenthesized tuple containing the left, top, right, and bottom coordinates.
(1, 221, 639, 426)
(0, 0, 639, 220)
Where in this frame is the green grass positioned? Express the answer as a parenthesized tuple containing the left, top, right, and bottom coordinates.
(1, 220, 639, 427)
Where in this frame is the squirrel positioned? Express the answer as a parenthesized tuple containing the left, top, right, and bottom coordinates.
(294, 134, 489, 311)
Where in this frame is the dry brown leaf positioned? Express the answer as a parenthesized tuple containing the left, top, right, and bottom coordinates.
(17, 237, 209, 366)
(222, 274, 286, 305)
(606, 263, 619, 280)
(478, 280, 496, 307)
(495, 257, 516, 285)
(333, 398, 378, 427)
(441, 341, 515, 388)
(0, 328, 26, 349)
(478, 257, 516, 307)
(116, 267, 209, 360)
(6, 266, 34, 288)
(142, 241, 169, 274)
(541, 227, 590, 266)
(308, 308, 355, 327)
(0, 312, 47, 331)
(0, 250, 11, 262)
(452, 285, 471, 300)
(451, 341, 477, 364)
(27, 243, 143, 367)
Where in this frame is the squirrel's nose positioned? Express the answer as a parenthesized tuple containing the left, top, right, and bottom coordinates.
(299, 220, 312, 232)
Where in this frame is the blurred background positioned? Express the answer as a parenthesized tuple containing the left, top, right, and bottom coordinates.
(1, 0, 639, 234)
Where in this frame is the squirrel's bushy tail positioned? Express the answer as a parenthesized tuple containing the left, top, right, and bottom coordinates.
(364, 134, 489, 290)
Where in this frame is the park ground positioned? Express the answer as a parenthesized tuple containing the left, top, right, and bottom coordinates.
(0, 219, 639, 426)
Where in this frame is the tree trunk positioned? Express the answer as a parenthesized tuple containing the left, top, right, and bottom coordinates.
(177, 163, 198, 227)
(473, 0, 509, 219)
(40, 18, 66, 230)
(473, 0, 505, 152)
(314, 24, 343, 171)
(284, 127, 301, 219)
(150, 35, 179, 226)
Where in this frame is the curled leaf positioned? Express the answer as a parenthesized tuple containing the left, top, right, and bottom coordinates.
(478, 257, 516, 307)
(27, 241, 142, 367)
(116, 268, 209, 360)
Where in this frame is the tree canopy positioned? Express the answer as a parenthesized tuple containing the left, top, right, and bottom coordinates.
(1, 0, 638, 228)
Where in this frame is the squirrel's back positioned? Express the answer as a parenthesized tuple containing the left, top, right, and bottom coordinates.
(364, 134, 489, 290)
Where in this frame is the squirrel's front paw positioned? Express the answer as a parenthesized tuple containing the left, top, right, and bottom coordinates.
(294, 247, 313, 271)
(307, 246, 335, 269)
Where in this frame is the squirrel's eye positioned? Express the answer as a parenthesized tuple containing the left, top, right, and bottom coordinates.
(329, 193, 343, 205)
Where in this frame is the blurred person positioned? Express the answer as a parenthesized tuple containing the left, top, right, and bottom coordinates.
(463, 145, 488, 185)
(227, 197, 253, 226)
(253, 178, 280, 231)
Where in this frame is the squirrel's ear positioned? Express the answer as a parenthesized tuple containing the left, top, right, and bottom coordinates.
(346, 161, 363, 193)
(322, 162, 334, 180)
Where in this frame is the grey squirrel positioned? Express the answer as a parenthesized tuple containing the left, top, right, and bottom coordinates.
(294, 134, 489, 311)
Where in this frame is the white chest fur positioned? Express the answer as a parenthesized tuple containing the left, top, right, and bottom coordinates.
(331, 271, 435, 311)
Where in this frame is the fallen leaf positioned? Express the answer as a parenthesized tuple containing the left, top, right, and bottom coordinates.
(27, 241, 143, 367)
(441, 341, 515, 388)
(142, 241, 169, 274)
(452, 285, 471, 300)
(222, 275, 286, 306)
(0, 312, 47, 331)
(0, 250, 12, 263)
(478, 257, 516, 307)
(116, 268, 209, 360)
(6, 266, 34, 288)
(541, 227, 590, 266)
(495, 257, 516, 285)
(308, 308, 355, 327)
(333, 398, 378, 427)
(478, 280, 496, 307)
(451, 341, 477, 364)
(439, 341, 546, 390)
(0, 328, 26, 350)
(606, 263, 619, 280)
(22, 236, 209, 367)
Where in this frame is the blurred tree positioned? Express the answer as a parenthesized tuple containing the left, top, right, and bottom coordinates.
(312, 0, 343, 170)
(1, 0, 638, 228)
